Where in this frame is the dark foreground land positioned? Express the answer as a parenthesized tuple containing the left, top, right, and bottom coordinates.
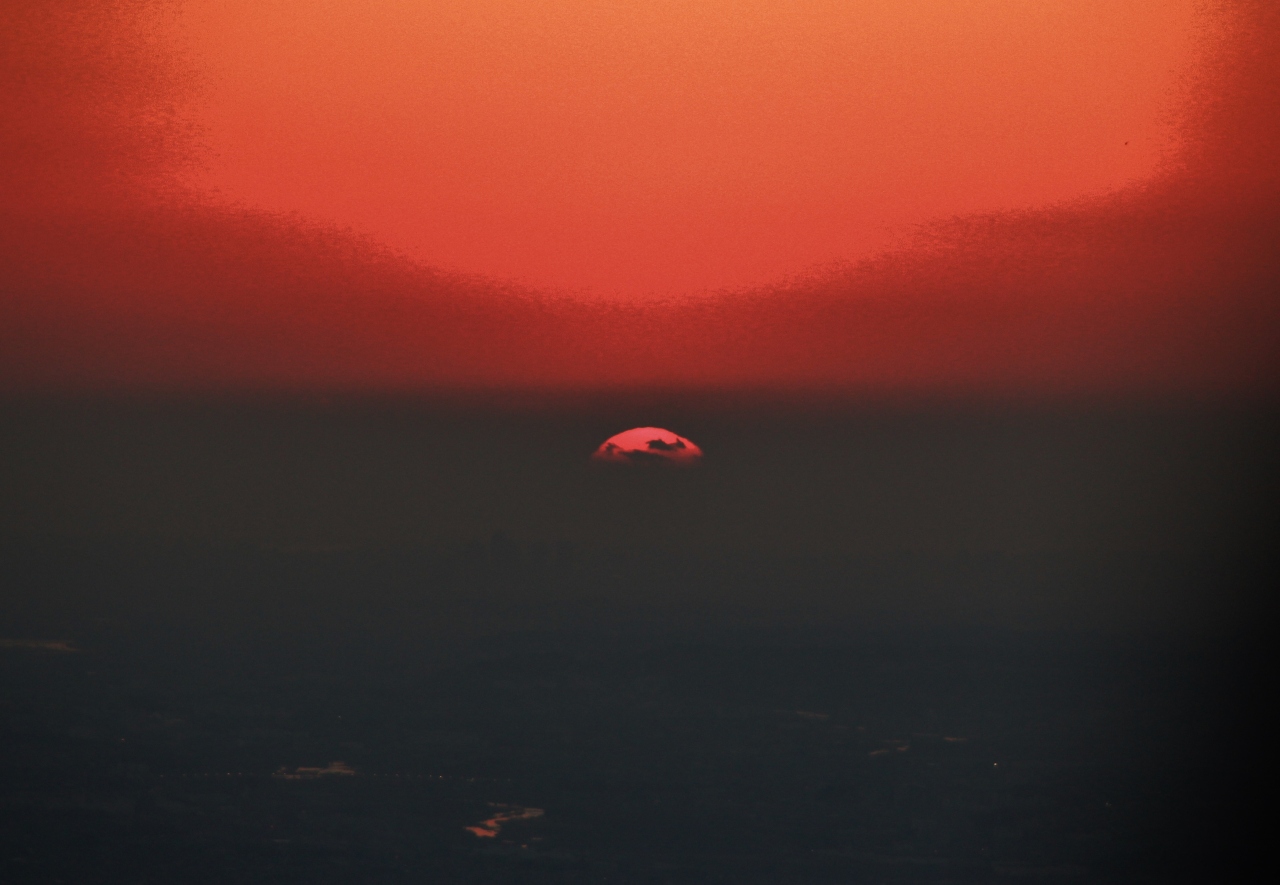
(0, 397, 1273, 881)
(0, 543, 1270, 884)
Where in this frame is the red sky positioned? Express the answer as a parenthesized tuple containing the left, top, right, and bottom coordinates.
(2, 0, 1278, 395)
(183, 0, 1201, 297)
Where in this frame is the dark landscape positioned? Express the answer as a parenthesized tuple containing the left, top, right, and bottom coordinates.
(0, 397, 1271, 882)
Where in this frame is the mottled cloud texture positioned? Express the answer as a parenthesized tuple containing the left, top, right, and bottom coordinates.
(2, 1, 1277, 396)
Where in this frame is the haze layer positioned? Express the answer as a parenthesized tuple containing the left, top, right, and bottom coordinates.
(2, 1, 1277, 395)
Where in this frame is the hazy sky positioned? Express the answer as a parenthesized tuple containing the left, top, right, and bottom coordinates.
(1, 1, 1276, 394)
(182, 0, 1202, 297)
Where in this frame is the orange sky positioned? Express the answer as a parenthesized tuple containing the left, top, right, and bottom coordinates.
(2, 0, 1277, 395)
(182, 0, 1202, 297)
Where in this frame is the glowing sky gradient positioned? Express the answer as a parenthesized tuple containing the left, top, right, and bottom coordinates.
(184, 0, 1202, 297)
(1, 1, 1277, 395)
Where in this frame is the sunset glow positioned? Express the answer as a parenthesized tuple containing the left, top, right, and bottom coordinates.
(2, 1, 1277, 395)
(592, 428, 704, 466)
(184, 0, 1202, 297)
(1, 7, 1273, 879)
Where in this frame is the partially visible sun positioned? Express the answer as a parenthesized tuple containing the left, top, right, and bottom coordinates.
(592, 427, 703, 467)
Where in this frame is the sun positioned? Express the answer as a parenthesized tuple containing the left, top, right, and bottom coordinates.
(591, 427, 703, 467)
